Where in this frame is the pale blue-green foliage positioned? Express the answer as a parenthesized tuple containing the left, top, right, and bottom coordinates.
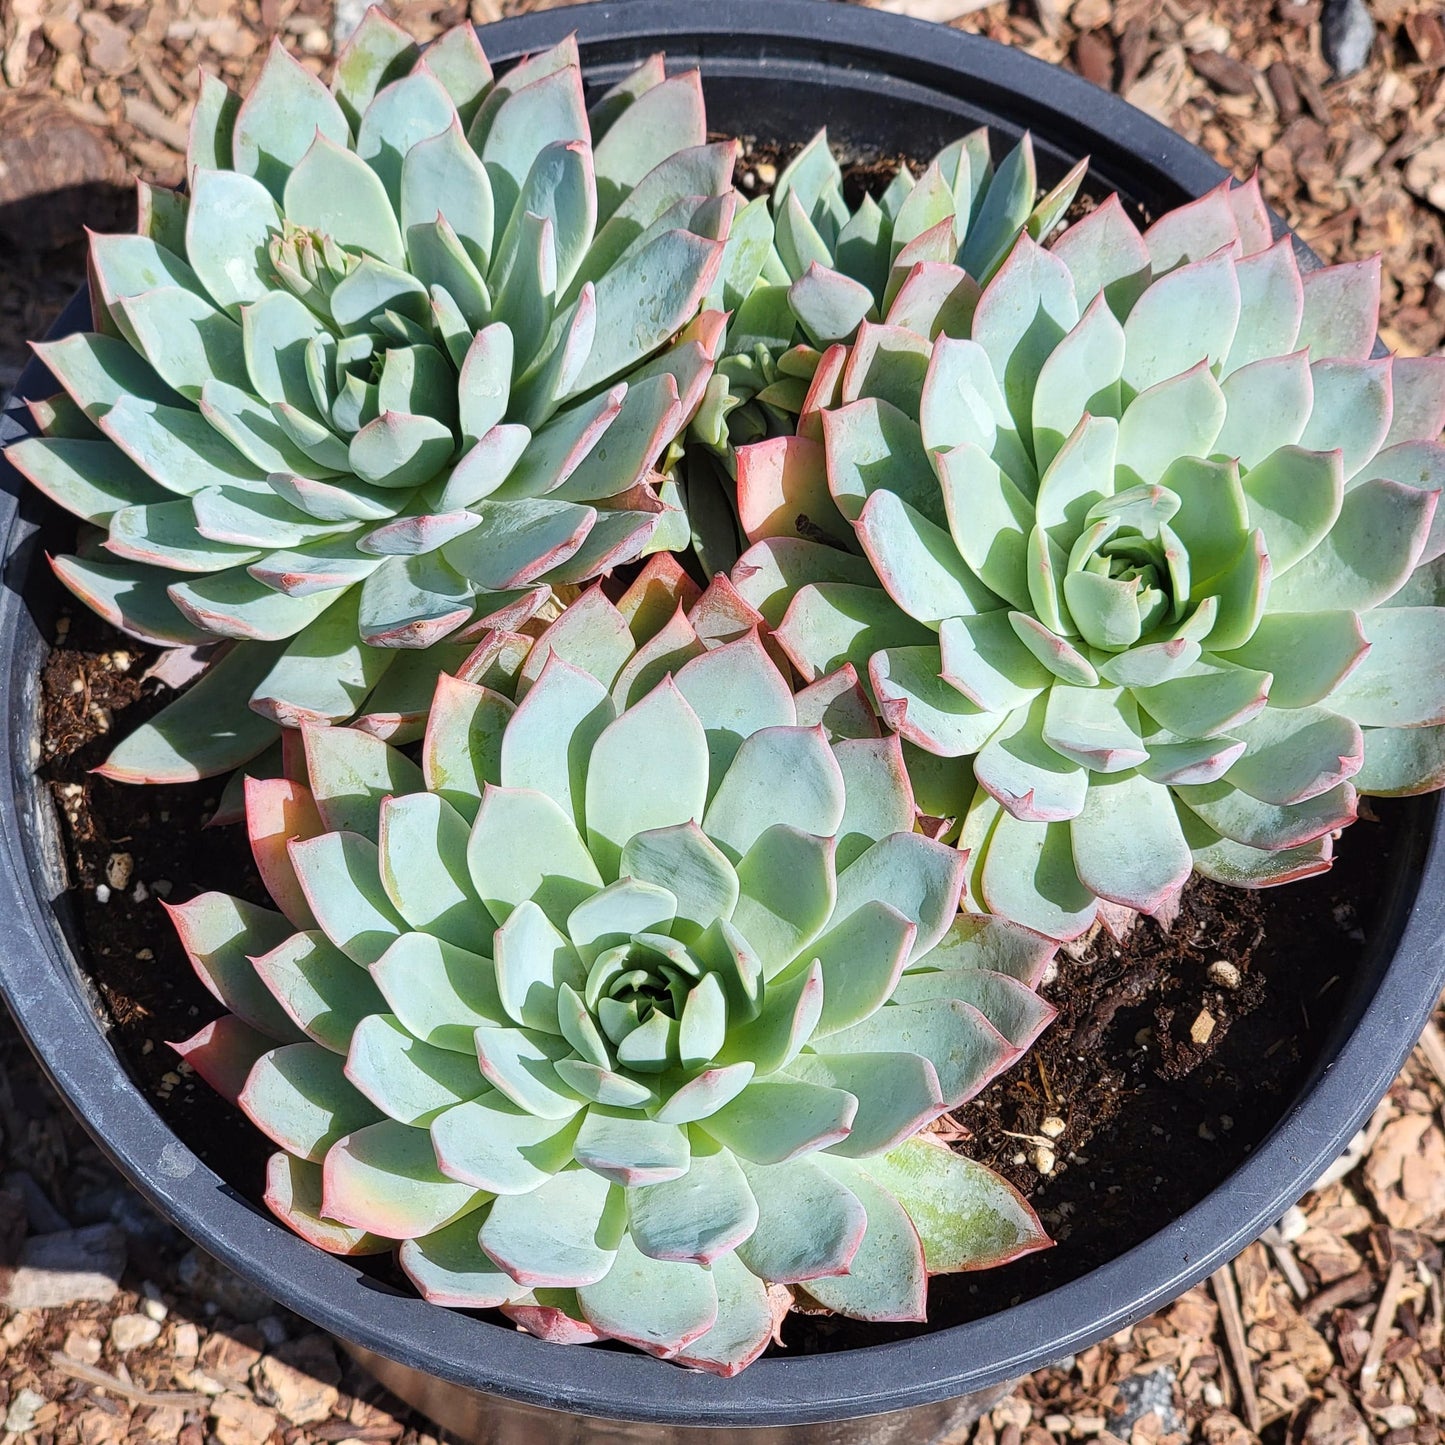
(16, 14, 731, 786)
(694, 127, 1085, 454)
(168, 567, 1053, 1371)
(731, 178, 1445, 940)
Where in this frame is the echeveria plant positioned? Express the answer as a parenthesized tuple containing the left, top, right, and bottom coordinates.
(13, 12, 731, 784)
(693, 128, 1086, 456)
(169, 557, 1054, 1371)
(731, 177, 1445, 939)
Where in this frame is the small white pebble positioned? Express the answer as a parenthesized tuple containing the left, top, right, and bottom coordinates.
(1207, 959, 1241, 989)
(110, 1313, 161, 1352)
(95, 883, 111, 904)
(1030, 1144, 1057, 1175)
(153, 879, 173, 897)
(141, 1296, 167, 1323)
(1273, 1203, 1307, 1242)
(135, 948, 154, 962)
(1011, 1150, 1027, 1166)
(132, 881, 150, 903)
(69, 677, 84, 695)
(110, 651, 132, 672)
(1220, 1114, 1234, 1132)
(1040, 1116, 1066, 1139)
(1198, 1121, 1216, 1142)
(1203, 1381, 1224, 1407)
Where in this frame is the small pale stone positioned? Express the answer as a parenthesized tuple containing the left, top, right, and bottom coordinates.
(253, 1335, 342, 1425)
(5, 1388, 46, 1434)
(141, 1295, 168, 1321)
(139, 1405, 187, 1443)
(1207, 959, 1241, 989)
(1191, 1009, 1216, 1045)
(0, 1309, 41, 1348)
(4, 1223, 125, 1307)
(1031, 1144, 1057, 1175)
(1321, 0, 1374, 77)
(64, 1327, 102, 1364)
(210, 1392, 279, 1445)
(111, 1312, 162, 1352)
(77, 1406, 127, 1445)
(1040, 1116, 1066, 1138)
(173, 1320, 201, 1360)
(197, 1329, 262, 1388)
(254, 1352, 339, 1425)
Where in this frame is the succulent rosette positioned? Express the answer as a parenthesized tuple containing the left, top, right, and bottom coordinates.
(12, 11, 731, 783)
(730, 177, 1445, 939)
(693, 127, 1085, 455)
(168, 556, 1054, 1371)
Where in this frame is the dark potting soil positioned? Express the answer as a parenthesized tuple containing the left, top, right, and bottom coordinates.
(37, 599, 1408, 1357)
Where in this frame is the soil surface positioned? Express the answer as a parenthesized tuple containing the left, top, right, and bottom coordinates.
(35, 597, 1414, 1362)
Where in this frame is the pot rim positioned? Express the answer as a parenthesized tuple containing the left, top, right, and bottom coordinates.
(0, 0, 1442, 1426)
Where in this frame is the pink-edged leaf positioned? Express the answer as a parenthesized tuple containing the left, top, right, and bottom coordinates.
(163, 892, 304, 1040)
(1142, 180, 1240, 273)
(1296, 255, 1381, 362)
(798, 342, 848, 443)
(245, 777, 325, 929)
(264, 1152, 391, 1256)
(736, 434, 851, 548)
(1225, 173, 1274, 258)
(170, 1015, 275, 1104)
(501, 1292, 605, 1344)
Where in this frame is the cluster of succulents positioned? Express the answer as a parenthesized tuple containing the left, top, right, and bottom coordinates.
(171, 558, 1052, 1371)
(695, 128, 1085, 456)
(732, 178, 1445, 938)
(14, 2, 1445, 1373)
(11, 12, 730, 784)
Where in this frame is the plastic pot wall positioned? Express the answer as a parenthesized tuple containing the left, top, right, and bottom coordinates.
(0, 0, 1443, 1430)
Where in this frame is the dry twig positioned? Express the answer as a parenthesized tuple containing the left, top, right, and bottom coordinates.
(1359, 1258, 1408, 1387)
(48, 1351, 212, 1409)
(1212, 1260, 1262, 1434)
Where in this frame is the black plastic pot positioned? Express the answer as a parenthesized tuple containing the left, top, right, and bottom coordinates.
(1, 0, 1443, 1434)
